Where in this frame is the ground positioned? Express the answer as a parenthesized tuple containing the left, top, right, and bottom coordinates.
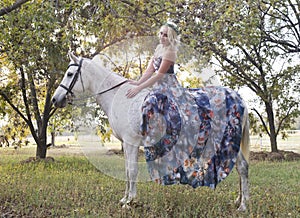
(48, 146, 300, 161)
(107, 148, 300, 162)
(250, 150, 300, 162)
(10, 143, 300, 163)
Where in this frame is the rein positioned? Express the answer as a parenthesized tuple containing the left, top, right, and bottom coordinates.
(97, 80, 128, 95)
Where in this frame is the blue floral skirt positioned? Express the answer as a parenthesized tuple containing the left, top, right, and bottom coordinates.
(141, 86, 245, 189)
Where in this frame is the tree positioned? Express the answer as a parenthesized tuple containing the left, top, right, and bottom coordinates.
(0, 1, 72, 158)
(176, 0, 300, 152)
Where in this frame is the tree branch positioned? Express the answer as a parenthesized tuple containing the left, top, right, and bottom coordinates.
(28, 73, 42, 129)
(49, 106, 57, 118)
(0, 0, 30, 16)
(260, 0, 300, 53)
(0, 89, 28, 123)
(276, 103, 296, 136)
(209, 43, 263, 93)
(251, 107, 270, 137)
(19, 67, 38, 142)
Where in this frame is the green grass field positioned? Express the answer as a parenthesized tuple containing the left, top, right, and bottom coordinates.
(0, 147, 299, 217)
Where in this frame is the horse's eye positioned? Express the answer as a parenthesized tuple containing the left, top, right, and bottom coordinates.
(67, 72, 73, 77)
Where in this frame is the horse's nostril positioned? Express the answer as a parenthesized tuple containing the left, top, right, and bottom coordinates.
(52, 98, 56, 103)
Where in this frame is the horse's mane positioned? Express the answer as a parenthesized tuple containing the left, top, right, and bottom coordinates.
(92, 54, 127, 74)
(89, 55, 114, 74)
(88, 54, 127, 84)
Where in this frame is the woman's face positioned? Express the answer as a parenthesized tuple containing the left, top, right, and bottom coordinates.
(159, 26, 170, 46)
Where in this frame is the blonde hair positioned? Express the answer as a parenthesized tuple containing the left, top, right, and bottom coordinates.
(157, 22, 180, 49)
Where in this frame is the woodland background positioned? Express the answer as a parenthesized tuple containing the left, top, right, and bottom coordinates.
(0, 0, 300, 158)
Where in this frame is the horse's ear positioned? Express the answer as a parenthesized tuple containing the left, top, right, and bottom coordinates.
(68, 51, 79, 64)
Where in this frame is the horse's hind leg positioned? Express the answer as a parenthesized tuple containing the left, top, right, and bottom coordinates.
(235, 151, 249, 211)
(120, 142, 139, 207)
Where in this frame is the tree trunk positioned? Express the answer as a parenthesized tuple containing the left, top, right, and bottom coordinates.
(34, 87, 53, 159)
(265, 102, 278, 152)
(36, 142, 47, 158)
(269, 133, 278, 153)
(51, 131, 55, 147)
(35, 126, 48, 159)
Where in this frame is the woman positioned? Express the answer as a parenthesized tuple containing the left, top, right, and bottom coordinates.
(126, 21, 180, 98)
(126, 21, 204, 185)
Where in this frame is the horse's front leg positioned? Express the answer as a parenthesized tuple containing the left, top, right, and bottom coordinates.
(120, 142, 139, 207)
(119, 144, 130, 205)
(235, 151, 249, 211)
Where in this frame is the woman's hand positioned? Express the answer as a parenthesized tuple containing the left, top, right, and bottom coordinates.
(126, 86, 142, 98)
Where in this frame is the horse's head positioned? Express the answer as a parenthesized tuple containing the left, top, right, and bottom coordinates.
(52, 52, 85, 108)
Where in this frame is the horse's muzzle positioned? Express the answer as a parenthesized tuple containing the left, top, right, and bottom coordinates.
(52, 96, 67, 108)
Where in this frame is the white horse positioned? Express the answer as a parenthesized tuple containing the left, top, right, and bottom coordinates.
(52, 53, 250, 211)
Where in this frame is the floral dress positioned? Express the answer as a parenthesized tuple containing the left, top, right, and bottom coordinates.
(141, 47, 245, 189)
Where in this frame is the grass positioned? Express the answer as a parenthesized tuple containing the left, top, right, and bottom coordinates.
(0, 147, 300, 217)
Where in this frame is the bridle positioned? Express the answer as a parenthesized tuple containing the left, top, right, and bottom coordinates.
(59, 59, 84, 96)
(59, 58, 128, 100)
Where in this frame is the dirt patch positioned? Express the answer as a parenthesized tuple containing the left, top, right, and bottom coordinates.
(250, 150, 300, 162)
(17, 146, 300, 163)
(47, 144, 83, 156)
(51, 144, 68, 149)
(106, 148, 144, 156)
(107, 149, 300, 162)
(20, 156, 55, 164)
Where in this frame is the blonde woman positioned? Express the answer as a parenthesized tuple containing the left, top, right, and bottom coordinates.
(126, 21, 180, 97)
(126, 21, 202, 185)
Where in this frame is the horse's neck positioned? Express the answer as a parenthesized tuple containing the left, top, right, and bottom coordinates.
(95, 89, 118, 116)
(90, 67, 127, 116)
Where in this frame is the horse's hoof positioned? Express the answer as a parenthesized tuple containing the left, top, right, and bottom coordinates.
(122, 204, 132, 210)
(119, 197, 127, 206)
(235, 197, 241, 206)
(237, 204, 246, 212)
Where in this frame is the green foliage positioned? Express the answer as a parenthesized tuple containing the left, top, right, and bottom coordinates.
(248, 112, 265, 135)
(1, 0, 300, 154)
(0, 112, 30, 147)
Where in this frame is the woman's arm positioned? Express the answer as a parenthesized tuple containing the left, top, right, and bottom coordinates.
(126, 59, 174, 98)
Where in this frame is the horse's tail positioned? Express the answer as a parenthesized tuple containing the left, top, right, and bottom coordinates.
(240, 106, 250, 163)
